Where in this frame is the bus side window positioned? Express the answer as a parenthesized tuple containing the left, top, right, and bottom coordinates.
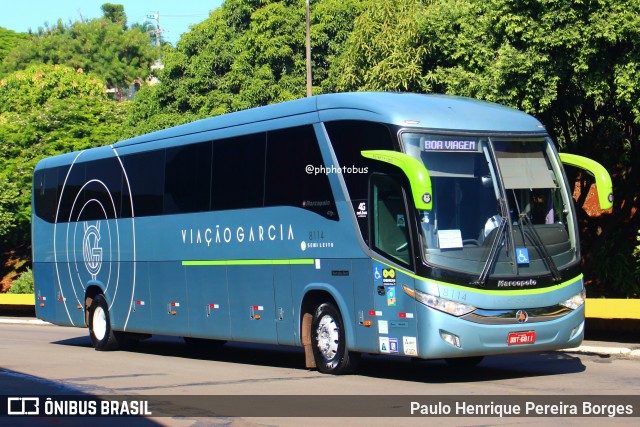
(34, 167, 60, 223)
(324, 121, 396, 241)
(370, 174, 412, 267)
(211, 133, 266, 211)
(164, 142, 212, 214)
(121, 150, 166, 217)
(265, 125, 338, 220)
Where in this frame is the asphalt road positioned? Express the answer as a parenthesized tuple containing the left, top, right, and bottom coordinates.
(1, 322, 639, 426)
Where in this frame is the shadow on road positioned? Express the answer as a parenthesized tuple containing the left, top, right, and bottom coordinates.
(53, 334, 587, 383)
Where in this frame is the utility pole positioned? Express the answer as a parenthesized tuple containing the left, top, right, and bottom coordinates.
(305, 0, 312, 97)
(147, 11, 163, 47)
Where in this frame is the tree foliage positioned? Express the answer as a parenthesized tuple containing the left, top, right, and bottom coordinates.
(101, 3, 128, 29)
(0, 64, 128, 244)
(331, 0, 429, 92)
(0, 27, 29, 64)
(130, 0, 368, 128)
(0, 15, 157, 98)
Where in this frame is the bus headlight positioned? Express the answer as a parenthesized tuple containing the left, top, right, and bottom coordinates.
(403, 285, 475, 316)
(559, 289, 586, 310)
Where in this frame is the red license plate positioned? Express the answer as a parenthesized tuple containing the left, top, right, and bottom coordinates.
(507, 331, 536, 345)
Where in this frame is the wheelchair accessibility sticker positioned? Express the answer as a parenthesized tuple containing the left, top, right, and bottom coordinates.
(516, 248, 530, 265)
(374, 266, 382, 282)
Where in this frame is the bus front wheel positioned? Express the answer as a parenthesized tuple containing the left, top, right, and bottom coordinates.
(311, 302, 359, 375)
(88, 294, 121, 351)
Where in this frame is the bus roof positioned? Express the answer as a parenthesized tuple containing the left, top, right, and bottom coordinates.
(115, 92, 546, 148)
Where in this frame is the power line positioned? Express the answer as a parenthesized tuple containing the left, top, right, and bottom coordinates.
(161, 13, 210, 18)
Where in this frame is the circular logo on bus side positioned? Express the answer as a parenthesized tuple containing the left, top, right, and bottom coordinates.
(53, 151, 136, 327)
(422, 193, 431, 204)
(83, 222, 103, 280)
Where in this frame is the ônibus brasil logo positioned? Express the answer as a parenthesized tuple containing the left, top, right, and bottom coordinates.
(83, 222, 103, 280)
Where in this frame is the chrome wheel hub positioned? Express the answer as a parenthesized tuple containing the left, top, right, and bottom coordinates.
(316, 314, 339, 361)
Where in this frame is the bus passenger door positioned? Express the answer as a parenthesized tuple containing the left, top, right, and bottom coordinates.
(228, 265, 278, 344)
(369, 174, 419, 357)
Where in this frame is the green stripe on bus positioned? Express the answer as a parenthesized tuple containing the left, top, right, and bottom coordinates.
(373, 258, 583, 296)
(182, 259, 315, 266)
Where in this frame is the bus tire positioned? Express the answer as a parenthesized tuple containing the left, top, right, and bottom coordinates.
(445, 356, 484, 367)
(88, 294, 121, 351)
(311, 302, 360, 375)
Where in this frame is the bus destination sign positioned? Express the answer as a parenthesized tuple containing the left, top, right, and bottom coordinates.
(423, 139, 478, 152)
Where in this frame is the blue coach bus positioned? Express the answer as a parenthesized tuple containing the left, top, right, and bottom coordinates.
(32, 92, 612, 374)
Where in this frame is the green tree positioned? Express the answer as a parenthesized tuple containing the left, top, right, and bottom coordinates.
(0, 64, 128, 244)
(0, 27, 28, 63)
(121, 82, 198, 138)
(0, 15, 157, 99)
(331, 0, 429, 92)
(101, 3, 127, 29)
(0, 176, 19, 239)
(128, 0, 368, 131)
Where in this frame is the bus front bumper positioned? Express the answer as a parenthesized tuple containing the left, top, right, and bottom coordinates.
(414, 304, 584, 359)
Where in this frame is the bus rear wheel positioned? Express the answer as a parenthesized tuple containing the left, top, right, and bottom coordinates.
(88, 294, 121, 351)
(311, 302, 359, 375)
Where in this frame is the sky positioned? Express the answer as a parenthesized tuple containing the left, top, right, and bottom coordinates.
(1, 0, 224, 46)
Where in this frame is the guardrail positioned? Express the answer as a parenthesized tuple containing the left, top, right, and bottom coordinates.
(585, 298, 640, 320)
(1, 294, 639, 320)
(0, 294, 35, 306)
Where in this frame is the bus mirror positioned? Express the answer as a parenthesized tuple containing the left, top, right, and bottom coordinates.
(559, 153, 613, 210)
(361, 150, 433, 210)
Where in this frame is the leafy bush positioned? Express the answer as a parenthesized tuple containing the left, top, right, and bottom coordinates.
(7, 268, 33, 294)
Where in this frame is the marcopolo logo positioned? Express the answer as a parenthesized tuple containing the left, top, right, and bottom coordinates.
(496, 279, 538, 288)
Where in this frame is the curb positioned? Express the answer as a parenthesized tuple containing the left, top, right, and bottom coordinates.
(560, 345, 640, 358)
(0, 317, 50, 326)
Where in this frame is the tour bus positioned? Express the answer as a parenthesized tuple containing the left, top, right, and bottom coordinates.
(32, 92, 613, 374)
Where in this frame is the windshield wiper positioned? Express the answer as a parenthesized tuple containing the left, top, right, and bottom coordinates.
(510, 192, 562, 282)
(471, 210, 509, 288)
(518, 213, 562, 282)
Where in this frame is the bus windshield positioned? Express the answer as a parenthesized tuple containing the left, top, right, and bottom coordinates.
(402, 133, 578, 279)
